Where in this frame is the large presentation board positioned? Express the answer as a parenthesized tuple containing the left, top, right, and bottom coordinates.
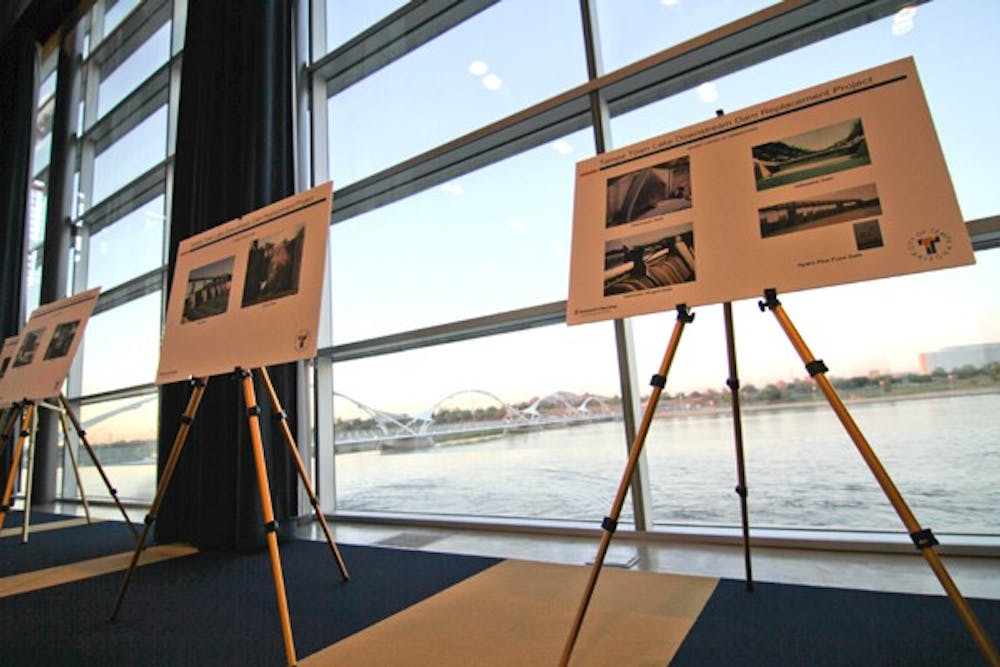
(156, 182, 333, 383)
(0, 288, 100, 404)
(567, 58, 973, 324)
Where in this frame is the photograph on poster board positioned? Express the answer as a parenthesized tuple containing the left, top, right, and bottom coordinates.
(758, 184, 882, 239)
(13, 328, 45, 367)
(0, 338, 15, 379)
(241, 224, 305, 308)
(606, 157, 691, 228)
(752, 118, 870, 191)
(604, 223, 695, 295)
(853, 220, 884, 250)
(43, 320, 81, 360)
(156, 182, 332, 384)
(182, 256, 235, 323)
(567, 58, 974, 325)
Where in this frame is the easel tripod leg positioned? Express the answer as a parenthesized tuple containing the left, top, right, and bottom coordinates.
(0, 402, 34, 533)
(759, 289, 999, 666)
(110, 378, 208, 620)
(21, 405, 40, 543)
(57, 406, 92, 524)
(58, 394, 138, 540)
(723, 301, 753, 591)
(256, 367, 349, 580)
(239, 369, 297, 667)
(560, 305, 694, 667)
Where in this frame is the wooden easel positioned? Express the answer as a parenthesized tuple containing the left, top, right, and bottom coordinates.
(110, 366, 349, 667)
(0, 395, 138, 543)
(559, 291, 999, 666)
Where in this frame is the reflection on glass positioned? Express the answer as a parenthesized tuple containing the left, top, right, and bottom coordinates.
(327, 0, 586, 185)
(333, 321, 634, 521)
(632, 248, 1000, 533)
(80, 291, 161, 395)
(87, 195, 165, 289)
(609, 2, 1000, 220)
(91, 105, 167, 205)
(70, 392, 158, 502)
(330, 129, 592, 344)
(594, 0, 778, 73)
(324, 0, 406, 53)
(97, 21, 171, 118)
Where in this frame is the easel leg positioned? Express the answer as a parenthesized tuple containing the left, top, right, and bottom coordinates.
(723, 302, 753, 591)
(58, 394, 138, 540)
(239, 369, 297, 667)
(256, 367, 349, 580)
(21, 404, 40, 543)
(110, 378, 208, 620)
(57, 405, 92, 525)
(560, 305, 694, 667)
(0, 402, 34, 533)
(759, 289, 999, 666)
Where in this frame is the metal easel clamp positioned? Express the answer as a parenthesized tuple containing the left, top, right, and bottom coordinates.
(910, 528, 939, 550)
(758, 288, 781, 311)
(676, 303, 695, 323)
(601, 516, 618, 533)
(805, 359, 828, 377)
(650, 374, 666, 388)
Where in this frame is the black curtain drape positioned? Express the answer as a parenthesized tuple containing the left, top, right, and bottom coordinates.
(0, 32, 36, 479)
(155, 0, 298, 550)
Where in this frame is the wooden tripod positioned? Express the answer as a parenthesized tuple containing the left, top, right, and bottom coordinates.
(109, 366, 349, 667)
(0, 396, 138, 542)
(560, 304, 694, 666)
(759, 288, 999, 666)
(561, 290, 1000, 666)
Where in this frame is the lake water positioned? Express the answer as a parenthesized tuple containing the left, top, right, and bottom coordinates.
(76, 392, 999, 535)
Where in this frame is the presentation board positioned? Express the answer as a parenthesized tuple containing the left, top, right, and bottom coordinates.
(567, 58, 973, 325)
(156, 182, 333, 383)
(0, 288, 100, 404)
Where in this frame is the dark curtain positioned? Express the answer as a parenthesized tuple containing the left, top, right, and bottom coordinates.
(155, 0, 298, 550)
(0, 32, 34, 348)
(0, 32, 35, 479)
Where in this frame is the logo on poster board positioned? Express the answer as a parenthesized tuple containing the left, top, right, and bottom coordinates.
(907, 228, 953, 262)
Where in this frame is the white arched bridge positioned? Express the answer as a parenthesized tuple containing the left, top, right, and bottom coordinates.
(333, 390, 618, 452)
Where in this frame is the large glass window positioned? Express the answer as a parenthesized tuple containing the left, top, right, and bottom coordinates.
(86, 195, 166, 290)
(329, 129, 592, 344)
(594, 0, 779, 73)
(79, 291, 161, 395)
(325, 0, 406, 52)
(91, 105, 167, 205)
(316, 1, 1000, 540)
(97, 20, 171, 118)
(333, 321, 629, 520)
(74, 393, 159, 502)
(326, 0, 587, 186)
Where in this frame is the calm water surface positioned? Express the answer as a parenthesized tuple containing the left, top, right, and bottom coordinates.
(78, 393, 999, 534)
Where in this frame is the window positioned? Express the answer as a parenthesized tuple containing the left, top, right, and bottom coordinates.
(326, 0, 587, 186)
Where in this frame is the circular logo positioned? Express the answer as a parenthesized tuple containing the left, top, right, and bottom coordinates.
(906, 227, 953, 262)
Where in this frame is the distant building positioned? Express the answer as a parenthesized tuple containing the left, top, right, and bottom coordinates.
(919, 343, 1000, 373)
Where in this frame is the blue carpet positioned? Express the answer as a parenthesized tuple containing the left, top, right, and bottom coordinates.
(1, 516, 140, 576)
(0, 539, 501, 665)
(671, 578, 1000, 666)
